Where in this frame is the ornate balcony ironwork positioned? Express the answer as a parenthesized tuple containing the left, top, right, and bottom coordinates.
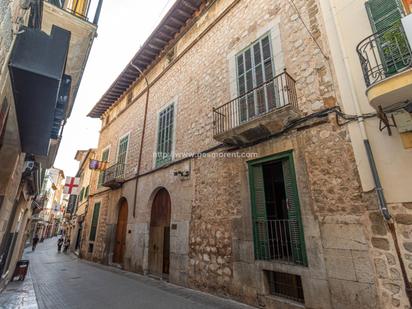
(357, 22, 412, 88)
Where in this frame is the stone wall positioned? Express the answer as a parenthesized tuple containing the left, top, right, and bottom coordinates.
(84, 0, 411, 308)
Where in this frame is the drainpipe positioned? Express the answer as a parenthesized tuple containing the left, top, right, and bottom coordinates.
(93, 0, 104, 25)
(326, 1, 389, 218)
(325, 1, 412, 304)
(129, 62, 150, 218)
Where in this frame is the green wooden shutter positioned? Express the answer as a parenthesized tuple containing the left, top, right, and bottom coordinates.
(366, 0, 404, 33)
(156, 104, 174, 167)
(89, 202, 100, 241)
(366, 0, 408, 75)
(117, 136, 128, 176)
(79, 188, 84, 201)
(250, 165, 269, 260)
(282, 159, 307, 265)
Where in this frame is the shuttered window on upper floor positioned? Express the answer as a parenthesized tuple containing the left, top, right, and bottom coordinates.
(365, 0, 404, 32)
(236, 34, 281, 123)
(98, 148, 110, 188)
(156, 103, 175, 167)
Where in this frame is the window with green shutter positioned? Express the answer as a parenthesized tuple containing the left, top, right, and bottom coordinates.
(85, 185, 89, 199)
(248, 152, 307, 266)
(79, 188, 84, 202)
(116, 135, 129, 177)
(89, 202, 100, 241)
(98, 148, 110, 187)
(365, 0, 409, 75)
(156, 103, 175, 167)
(236, 33, 279, 123)
(366, 0, 404, 33)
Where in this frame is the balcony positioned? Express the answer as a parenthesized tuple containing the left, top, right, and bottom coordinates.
(102, 163, 126, 189)
(357, 21, 412, 110)
(46, 0, 104, 24)
(254, 219, 306, 266)
(213, 71, 299, 145)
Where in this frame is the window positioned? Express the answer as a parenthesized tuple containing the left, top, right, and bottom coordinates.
(236, 34, 280, 123)
(79, 188, 85, 202)
(265, 270, 304, 303)
(89, 202, 100, 241)
(98, 148, 110, 187)
(85, 185, 89, 199)
(116, 135, 129, 177)
(365, 0, 408, 75)
(248, 152, 307, 265)
(366, 0, 404, 33)
(156, 103, 175, 167)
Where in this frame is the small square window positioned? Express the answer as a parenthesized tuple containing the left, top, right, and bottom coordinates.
(88, 243, 94, 253)
(265, 270, 304, 303)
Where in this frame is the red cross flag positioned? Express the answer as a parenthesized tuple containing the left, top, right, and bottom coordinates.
(63, 177, 80, 195)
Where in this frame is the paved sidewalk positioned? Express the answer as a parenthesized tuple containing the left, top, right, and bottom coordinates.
(0, 261, 38, 309)
(1, 238, 253, 309)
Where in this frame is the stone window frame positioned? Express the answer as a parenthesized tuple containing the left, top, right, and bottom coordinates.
(227, 17, 285, 101)
(116, 132, 131, 165)
(97, 145, 111, 188)
(153, 98, 178, 168)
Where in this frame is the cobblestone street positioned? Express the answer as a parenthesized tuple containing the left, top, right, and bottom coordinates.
(0, 238, 252, 309)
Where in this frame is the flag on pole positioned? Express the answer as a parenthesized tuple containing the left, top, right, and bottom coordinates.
(89, 159, 108, 171)
(63, 177, 80, 195)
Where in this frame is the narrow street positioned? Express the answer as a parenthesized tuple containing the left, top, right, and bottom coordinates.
(0, 238, 252, 309)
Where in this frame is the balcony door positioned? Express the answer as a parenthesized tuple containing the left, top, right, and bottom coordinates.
(366, 0, 409, 75)
(249, 153, 306, 265)
(116, 135, 129, 177)
(236, 34, 280, 123)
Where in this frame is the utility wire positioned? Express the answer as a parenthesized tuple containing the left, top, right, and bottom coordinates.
(287, 0, 329, 60)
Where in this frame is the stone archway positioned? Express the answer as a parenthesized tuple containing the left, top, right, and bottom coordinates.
(148, 188, 171, 277)
(113, 198, 128, 265)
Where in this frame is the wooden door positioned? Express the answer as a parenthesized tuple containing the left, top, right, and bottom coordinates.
(113, 199, 128, 264)
(148, 189, 171, 276)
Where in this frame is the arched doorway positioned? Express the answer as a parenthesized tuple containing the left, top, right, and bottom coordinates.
(113, 198, 128, 264)
(148, 188, 171, 276)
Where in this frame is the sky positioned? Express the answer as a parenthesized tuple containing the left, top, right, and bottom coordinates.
(54, 0, 176, 176)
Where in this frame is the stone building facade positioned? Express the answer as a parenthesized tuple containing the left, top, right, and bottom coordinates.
(83, 0, 412, 308)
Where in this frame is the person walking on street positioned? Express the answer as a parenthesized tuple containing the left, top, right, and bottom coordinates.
(32, 234, 39, 251)
(63, 238, 70, 253)
(57, 237, 63, 253)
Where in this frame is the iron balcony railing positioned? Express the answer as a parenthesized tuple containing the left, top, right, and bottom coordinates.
(103, 162, 126, 185)
(254, 219, 306, 266)
(213, 70, 297, 136)
(47, 0, 103, 24)
(357, 22, 412, 88)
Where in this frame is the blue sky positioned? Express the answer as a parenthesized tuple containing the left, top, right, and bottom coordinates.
(55, 0, 175, 175)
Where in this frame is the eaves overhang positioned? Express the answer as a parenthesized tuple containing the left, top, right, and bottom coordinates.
(87, 0, 203, 118)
